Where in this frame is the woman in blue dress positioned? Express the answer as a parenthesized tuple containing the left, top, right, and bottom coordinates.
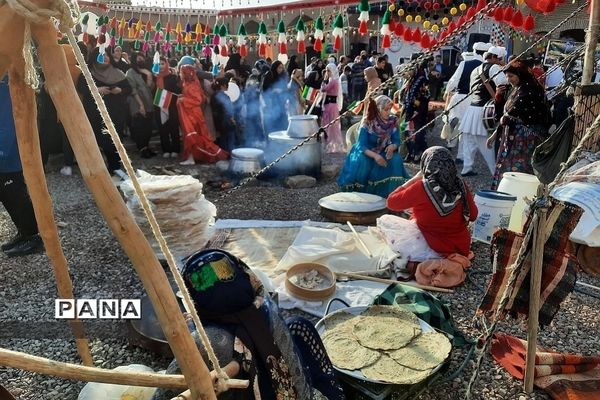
(337, 95, 410, 198)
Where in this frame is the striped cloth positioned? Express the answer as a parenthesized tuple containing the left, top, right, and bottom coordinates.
(477, 201, 583, 326)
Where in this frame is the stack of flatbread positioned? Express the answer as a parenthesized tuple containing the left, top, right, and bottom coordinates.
(321, 305, 451, 385)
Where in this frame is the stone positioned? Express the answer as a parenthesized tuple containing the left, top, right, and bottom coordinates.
(284, 175, 317, 189)
(321, 164, 342, 181)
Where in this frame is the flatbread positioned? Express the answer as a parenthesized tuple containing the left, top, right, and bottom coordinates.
(361, 354, 433, 384)
(323, 312, 359, 334)
(388, 331, 452, 370)
(352, 315, 421, 351)
(363, 305, 420, 326)
(322, 329, 381, 370)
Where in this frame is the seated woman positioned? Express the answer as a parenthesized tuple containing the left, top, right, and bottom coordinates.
(152, 249, 344, 400)
(337, 95, 410, 198)
(386, 146, 478, 258)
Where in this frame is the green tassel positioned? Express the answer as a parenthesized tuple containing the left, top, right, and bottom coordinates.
(176, 43, 183, 51)
(117, 36, 124, 46)
(155, 21, 161, 31)
(195, 42, 201, 51)
(134, 40, 140, 50)
(165, 32, 171, 41)
(315, 16, 324, 31)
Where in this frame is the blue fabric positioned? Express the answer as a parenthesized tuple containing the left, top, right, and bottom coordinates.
(0, 77, 21, 173)
(337, 125, 410, 198)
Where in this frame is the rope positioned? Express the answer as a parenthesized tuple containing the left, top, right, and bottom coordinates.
(1, 0, 79, 87)
(65, 30, 229, 392)
(216, 0, 506, 202)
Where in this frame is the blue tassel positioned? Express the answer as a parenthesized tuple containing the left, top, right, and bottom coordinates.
(212, 64, 219, 76)
(152, 63, 160, 74)
(96, 53, 105, 64)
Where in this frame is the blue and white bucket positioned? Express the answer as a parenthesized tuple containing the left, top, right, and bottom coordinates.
(472, 190, 517, 244)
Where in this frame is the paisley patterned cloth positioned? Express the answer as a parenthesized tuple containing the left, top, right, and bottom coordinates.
(420, 146, 470, 219)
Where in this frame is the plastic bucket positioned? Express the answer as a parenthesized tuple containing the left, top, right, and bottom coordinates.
(496, 172, 540, 233)
(473, 190, 517, 244)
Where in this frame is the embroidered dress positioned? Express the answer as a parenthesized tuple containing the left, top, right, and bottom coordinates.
(337, 116, 410, 198)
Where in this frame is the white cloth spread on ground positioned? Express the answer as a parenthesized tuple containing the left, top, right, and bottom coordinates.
(376, 214, 441, 261)
(275, 226, 399, 274)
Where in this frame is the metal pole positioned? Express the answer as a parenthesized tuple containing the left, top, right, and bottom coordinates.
(582, 0, 599, 84)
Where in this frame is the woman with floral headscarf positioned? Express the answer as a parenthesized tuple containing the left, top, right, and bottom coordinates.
(488, 60, 550, 190)
(387, 146, 478, 257)
(337, 95, 410, 197)
(401, 60, 430, 163)
(320, 63, 345, 153)
(177, 65, 228, 165)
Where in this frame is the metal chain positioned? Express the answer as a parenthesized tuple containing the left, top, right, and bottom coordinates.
(215, 0, 505, 201)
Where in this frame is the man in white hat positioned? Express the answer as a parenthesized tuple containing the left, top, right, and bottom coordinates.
(458, 45, 507, 176)
(442, 42, 490, 161)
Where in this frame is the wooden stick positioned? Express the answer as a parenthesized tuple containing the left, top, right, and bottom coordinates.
(582, 0, 600, 84)
(524, 198, 547, 393)
(7, 62, 93, 367)
(346, 221, 373, 258)
(0, 347, 248, 390)
(576, 281, 600, 291)
(29, 20, 214, 400)
(337, 271, 454, 293)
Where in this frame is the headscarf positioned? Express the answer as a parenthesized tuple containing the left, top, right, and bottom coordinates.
(420, 146, 470, 219)
(364, 66, 379, 83)
(363, 95, 398, 151)
(503, 60, 548, 126)
(180, 64, 199, 85)
(177, 55, 197, 70)
(155, 57, 174, 90)
(325, 62, 344, 111)
(88, 47, 126, 85)
(287, 55, 300, 76)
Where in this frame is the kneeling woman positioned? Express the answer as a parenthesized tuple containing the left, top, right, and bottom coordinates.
(152, 249, 345, 400)
(386, 147, 478, 257)
(337, 95, 410, 198)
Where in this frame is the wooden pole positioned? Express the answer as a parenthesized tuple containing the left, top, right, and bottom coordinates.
(27, 20, 215, 400)
(7, 63, 93, 367)
(582, 0, 600, 84)
(337, 271, 455, 293)
(523, 193, 548, 393)
(0, 347, 248, 390)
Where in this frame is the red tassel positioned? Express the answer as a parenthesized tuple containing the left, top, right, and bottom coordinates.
(511, 10, 524, 28)
(412, 28, 421, 42)
(403, 28, 412, 42)
(98, 34, 106, 45)
(466, 6, 476, 20)
(259, 42, 266, 56)
(431, 38, 438, 48)
(359, 20, 368, 35)
(433, 2, 440, 10)
(439, 30, 448, 41)
(314, 38, 322, 51)
(476, 0, 486, 11)
(523, 14, 535, 31)
(395, 22, 404, 36)
(487, 6, 496, 17)
(389, 19, 396, 32)
(239, 45, 248, 57)
(494, 6, 504, 21)
(442, 0, 451, 5)
(220, 45, 228, 57)
(543, 0, 556, 13)
(503, 7, 514, 22)
(448, 21, 457, 33)
(382, 35, 391, 48)
(458, 15, 467, 26)
(334, 35, 342, 51)
(420, 34, 431, 48)
(279, 42, 287, 54)
(297, 40, 306, 53)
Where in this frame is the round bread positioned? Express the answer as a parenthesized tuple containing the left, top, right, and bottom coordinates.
(323, 312, 359, 334)
(352, 315, 421, 351)
(363, 305, 420, 326)
(388, 331, 452, 370)
(322, 329, 381, 370)
(361, 354, 433, 384)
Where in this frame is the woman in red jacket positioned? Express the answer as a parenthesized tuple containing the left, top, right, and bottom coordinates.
(387, 146, 478, 257)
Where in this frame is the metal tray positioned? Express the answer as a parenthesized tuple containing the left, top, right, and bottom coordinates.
(315, 305, 449, 385)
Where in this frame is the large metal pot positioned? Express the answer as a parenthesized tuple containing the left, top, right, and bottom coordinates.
(267, 131, 321, 178)
(228, 148, 264, 177)
(286, 115, 320, 138)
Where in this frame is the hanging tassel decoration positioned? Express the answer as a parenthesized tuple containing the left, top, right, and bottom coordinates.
(212, 23, 220, 45)
(277, 20, 288, 63)
(258, 21, 268, 57)
(313, 16, 324, 52)
(203, 24, 213, 57)
(332, 14, 344, 52)
(152, 51, 160, 74)
(237, 22, 248, 57)
(523, 14, 535, 31)
(219, 24, 229, 57)
(357, 0, 370, 35)
(295, 19, 306, 53)
(380, 11, 392, 48)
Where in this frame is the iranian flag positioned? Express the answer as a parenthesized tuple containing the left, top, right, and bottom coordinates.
(302, 86, 319, 102)
(154, 88, 174, 109)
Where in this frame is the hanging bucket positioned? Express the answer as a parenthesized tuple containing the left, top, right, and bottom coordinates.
(496, 172, 540, 233)
(472, 190, 517, 244)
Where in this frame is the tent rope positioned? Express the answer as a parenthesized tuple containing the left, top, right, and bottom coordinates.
(65, 30, 229, 393)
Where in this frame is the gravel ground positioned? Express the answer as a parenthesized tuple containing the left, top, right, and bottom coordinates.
(0, 124, 598, 400)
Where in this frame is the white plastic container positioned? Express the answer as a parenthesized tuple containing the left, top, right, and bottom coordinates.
(472, 190, 517, 244)
(496, 172, 540, 233)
